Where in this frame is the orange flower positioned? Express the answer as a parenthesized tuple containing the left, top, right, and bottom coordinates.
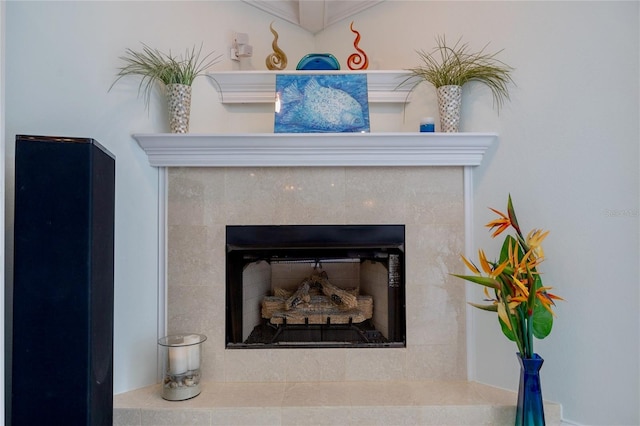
(460, 254, 480, 275)
(527, 228, 549, 258)
(486, 207, 511, 238)
(511, 275, 530, 297)
(535, 286, 564, 317)
(478, 249, 508, 278)
(508, 239, 543, 277)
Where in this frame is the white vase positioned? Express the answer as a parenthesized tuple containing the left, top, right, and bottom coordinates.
(437, 85, 462, 132)
(167, 83, 192, 133)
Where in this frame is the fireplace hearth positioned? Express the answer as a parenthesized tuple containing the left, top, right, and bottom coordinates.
(226, 225, 406, 349)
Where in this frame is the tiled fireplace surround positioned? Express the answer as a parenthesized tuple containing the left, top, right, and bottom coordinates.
(114, 133, 560, 425)
(170, 164, 466, 379)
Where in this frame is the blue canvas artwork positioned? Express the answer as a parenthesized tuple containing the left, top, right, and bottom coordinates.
(274, 74, 370, 133)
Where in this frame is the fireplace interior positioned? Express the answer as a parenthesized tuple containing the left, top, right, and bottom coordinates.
(226, 225, 406, 348)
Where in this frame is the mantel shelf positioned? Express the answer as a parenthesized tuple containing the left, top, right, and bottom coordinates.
(206, 70, 415, 104)
(132, 132, 496, 167)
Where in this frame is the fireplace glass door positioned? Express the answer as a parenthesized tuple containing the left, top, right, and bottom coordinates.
(226, 225, 406, 349)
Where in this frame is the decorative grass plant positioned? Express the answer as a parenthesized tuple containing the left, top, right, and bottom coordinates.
(110, 43, 221, 109)
(404, 35, 514, 111)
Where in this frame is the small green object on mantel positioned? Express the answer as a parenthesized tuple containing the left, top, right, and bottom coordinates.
(296, 53, 340, 70)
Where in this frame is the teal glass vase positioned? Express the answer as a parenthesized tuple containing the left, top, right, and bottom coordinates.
(516, 353, 545, 426)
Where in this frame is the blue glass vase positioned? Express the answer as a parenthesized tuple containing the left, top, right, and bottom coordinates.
(516, 353, 545, 426)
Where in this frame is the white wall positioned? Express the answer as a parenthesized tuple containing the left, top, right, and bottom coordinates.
(4, 1, 638, 425)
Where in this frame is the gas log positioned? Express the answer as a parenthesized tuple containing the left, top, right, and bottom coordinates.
(261, 271, 373, 325)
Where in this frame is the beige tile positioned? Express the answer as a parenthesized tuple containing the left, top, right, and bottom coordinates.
(114, 381, 562, 426)
(140, 409, 211, 426)
(223, 168, 290, 225)
(113, 408, 141, 426)
(167, 285, 221, 330)
(201, 346, 227, 382)
(167, 225, 225, 287)
(350, 405, 424, 425)
(418, 405, 512, 426)
(402, 167, 464, 226)
(408, 381, 487, 405)
(344, 168, 409, 223)
(204, 382, 286, 407)
(212, 407, 282, 425)
(469, 381, 517, 405)
(223, 349, 289, 382)
(169, 168, 229, 227)
(168, 170, 205, 227)
(405, 344, 467, 381)
(281, 406, 350, 426)
(283, 382, 352, 406)
(283, 349, 347, 382)
(167, 167, 468, 383)
(273, 167, 347, 224)
(344, 348, 407, 381)
(346, 381, 421, 406)
(114, 384, 163, 408)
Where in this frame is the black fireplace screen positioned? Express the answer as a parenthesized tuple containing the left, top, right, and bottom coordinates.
(226, 225, 406, 349)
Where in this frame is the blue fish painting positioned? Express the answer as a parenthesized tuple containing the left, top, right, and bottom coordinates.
(274, 74, 370, 133)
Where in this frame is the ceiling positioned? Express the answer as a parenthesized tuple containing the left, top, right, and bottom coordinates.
(241, 0, 384, 34)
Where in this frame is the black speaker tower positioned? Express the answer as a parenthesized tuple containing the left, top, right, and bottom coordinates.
(11, 135, 115, 425)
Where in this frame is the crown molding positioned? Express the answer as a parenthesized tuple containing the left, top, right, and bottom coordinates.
(241, 0, 384, 34)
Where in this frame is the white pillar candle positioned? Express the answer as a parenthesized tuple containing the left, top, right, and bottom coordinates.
(184, 334, 200, 371)
(168, 343, 188, 375)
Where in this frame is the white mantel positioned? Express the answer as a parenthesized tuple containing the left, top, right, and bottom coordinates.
(132, 132, 496, 167)
(206, 70, 415, 104)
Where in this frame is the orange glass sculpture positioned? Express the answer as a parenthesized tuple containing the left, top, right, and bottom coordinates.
(266, 22, 288, 70)
(347, 21, 369, 70)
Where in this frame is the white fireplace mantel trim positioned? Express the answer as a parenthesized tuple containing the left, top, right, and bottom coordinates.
(133, 132, 496, 168)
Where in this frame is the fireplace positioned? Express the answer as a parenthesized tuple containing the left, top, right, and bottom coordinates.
(144, 131, 496, 382)
(165, 164, 470, 382)
(226, 225, 406, 348)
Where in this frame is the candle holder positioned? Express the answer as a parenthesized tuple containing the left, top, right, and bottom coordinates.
(158, 333, 207, 401)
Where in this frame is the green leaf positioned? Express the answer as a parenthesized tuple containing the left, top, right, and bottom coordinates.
(507, 194, 522, 236)
(526, 271, 539, 313)
(499, 315, 517, 341)
(499, 234, 524, 264)
(468, 302, 498, 312)
(451, 274, 500, 289)
(532, 301, 553, 339)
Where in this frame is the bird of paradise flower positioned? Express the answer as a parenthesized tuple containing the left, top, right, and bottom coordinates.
(453, 195, 563, 358)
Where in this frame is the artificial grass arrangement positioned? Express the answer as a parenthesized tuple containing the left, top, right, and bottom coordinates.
(110, 43, 221, 109)
(404, 35, 514, 111)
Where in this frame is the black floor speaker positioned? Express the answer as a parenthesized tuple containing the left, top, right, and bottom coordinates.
(11, 135, 115, 425)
